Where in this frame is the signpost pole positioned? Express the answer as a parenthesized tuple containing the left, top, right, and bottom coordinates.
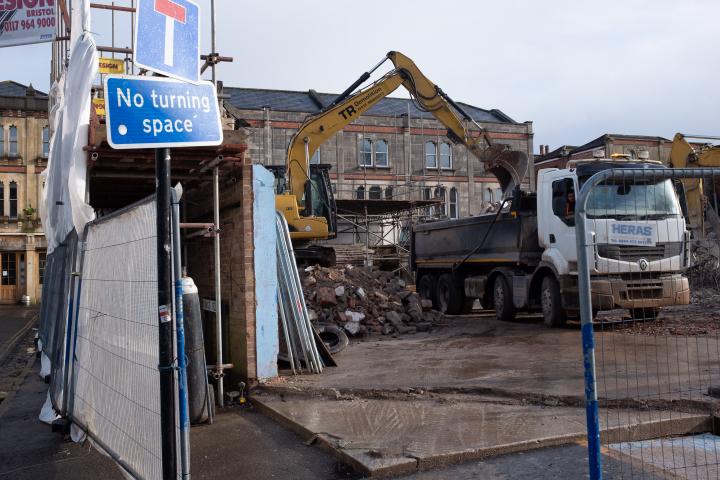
(156, 147, 177, 480)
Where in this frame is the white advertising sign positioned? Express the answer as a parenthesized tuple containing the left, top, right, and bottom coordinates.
(0, 1, 56, 48)
(608, 222, 657, 247)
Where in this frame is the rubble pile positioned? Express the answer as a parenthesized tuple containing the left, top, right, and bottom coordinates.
(301, 264, 443, 337)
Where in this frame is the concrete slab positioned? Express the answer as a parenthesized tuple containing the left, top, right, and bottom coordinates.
(278, 316, 720, 404)
(607, 433, 720, 480)
(254, 392, 711, 477)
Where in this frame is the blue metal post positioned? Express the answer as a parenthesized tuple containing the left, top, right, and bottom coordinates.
(171, 188, 190, 479)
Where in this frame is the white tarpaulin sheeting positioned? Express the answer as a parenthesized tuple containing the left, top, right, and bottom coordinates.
(40, 0, 95, 254)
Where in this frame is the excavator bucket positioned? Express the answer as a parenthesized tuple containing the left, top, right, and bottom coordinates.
(481, 144, 530, 197)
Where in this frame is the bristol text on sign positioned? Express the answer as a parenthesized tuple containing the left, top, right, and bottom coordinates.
(104, 75, 222, 149)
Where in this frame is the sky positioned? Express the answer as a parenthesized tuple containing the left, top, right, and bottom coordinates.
(3, 0, 719, 153)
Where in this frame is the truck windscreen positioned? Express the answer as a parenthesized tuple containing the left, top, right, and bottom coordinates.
(585, 179, 681, 220)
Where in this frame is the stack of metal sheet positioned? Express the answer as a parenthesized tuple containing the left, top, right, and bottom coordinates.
(275, 211, 323, 374)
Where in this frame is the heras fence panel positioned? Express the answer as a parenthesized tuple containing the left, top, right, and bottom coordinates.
(577, 167, 720, 480)
(69, 197, 176, 480)
(38, 228, 78, 414)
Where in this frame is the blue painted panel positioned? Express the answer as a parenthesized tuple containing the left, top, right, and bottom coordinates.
(253, 165, 278, 379)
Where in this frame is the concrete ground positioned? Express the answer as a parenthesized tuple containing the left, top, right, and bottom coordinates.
(255, 311, 720, 477)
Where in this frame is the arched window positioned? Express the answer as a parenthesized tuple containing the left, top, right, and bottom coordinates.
(8, 126, 17, 157)
(356, 186, 365, 199)
(434, 186, 446, 216)
(423, 187, 432, 200)
(449, 187, 458, 219)
(385, 186, 393, 199)
(359, 139, 372, 166)
(375, 140, 388, 167)
(310, 148, 321, 164)
(425, 141, 437, 168)
(439, 142, 453, 169)
(9, 181, 17, 218)
(42, 126, 50, 158)
(484, 187, 493, 204)
(369, 186, 382, 200)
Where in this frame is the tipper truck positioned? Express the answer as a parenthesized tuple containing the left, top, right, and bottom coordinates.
(412, 156, 691, 327)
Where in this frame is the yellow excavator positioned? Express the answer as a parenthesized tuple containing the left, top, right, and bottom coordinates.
(271, 51, 529, 265)
(667, 133, 720, 239)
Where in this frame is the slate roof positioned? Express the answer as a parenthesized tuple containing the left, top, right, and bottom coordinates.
(535, 134, 672, 163)
(0, 81, 47, 98)
(224, 87, 518, 124)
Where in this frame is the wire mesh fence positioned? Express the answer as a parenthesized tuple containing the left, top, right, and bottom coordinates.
(38, 229, 78, 413)
(577, 167, 720, 480)
(69, 197, 178, 480)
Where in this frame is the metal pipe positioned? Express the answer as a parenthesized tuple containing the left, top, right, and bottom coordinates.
(213, 166, 223, 406)
(90, 2, 135, 12)
(179, 222, 214, 229)
(210, 0, 216, 86)
(171, 188, 191, 480)
(156, 148, 177, 480)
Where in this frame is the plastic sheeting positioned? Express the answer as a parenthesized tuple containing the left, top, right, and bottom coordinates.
(40, 0, 95, 254)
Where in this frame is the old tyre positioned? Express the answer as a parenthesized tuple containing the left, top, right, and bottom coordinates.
(437, 273, 465, 315)
(493, 275, 516, 321)
(317, 324, 350, 354)
(541, 275, 567, 328)
(630, 308, 660, 321)
(417, 274, 438, 309)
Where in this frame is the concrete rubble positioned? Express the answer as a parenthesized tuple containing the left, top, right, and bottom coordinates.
(301, 264, 443, 338)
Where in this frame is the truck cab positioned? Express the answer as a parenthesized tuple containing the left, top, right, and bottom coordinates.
(537, 159, 690, 321)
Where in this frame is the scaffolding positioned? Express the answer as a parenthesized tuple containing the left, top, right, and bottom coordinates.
(50, 0, 235, 407)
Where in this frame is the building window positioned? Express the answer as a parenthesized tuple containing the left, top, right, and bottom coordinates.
(496, 188, 503, 202)
(375, 140, 388, 167)
(439, 142, 453, 169)
(38, 252, 46, 285)
(425, 141, 437, 168)
(434, 186, 446, 216)
(423, 187, 432, 200)
(385, 186, 393, 199)
(8, 126, 17, 157)
(9, 181, 17, 219)
(356, 186, 365, 199)
(359, 139, 373, 167)
(369, 186, 382, 200)
(449, 187, 458, 219)
(1, 253, 16, 286)
(484, 187, 493, 204)
(0, 181, 3, 216)
(0, 126, 4, 155)
(42, 126, 50, 158)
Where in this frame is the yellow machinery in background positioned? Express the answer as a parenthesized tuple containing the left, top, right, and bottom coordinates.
(272, 51, 529, 265)
(668, 133, 720, 238)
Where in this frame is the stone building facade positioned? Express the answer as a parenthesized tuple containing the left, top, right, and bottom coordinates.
(0, 81, 48, 304)
(224, 87, 534, 224)
(534, 134, 674, 175)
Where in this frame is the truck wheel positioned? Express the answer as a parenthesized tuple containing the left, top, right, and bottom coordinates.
(630, 308, 660, 321)
(437, 273, 465, 315)
(541, 275, 567, 328)
(417, 274, 437, 309)
(493, 275, 516, 321)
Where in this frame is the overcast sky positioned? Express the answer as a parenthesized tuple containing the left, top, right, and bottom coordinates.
(3, 0, 719, 152)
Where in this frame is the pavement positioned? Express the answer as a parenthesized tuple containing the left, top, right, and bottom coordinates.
(0, 305, 37, 360)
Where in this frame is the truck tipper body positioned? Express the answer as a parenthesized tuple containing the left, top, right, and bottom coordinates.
(411, 159, 691, 327)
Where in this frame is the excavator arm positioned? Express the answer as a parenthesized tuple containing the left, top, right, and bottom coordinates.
(668, 133, 720, 237)
(280, 50, 529, 243)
